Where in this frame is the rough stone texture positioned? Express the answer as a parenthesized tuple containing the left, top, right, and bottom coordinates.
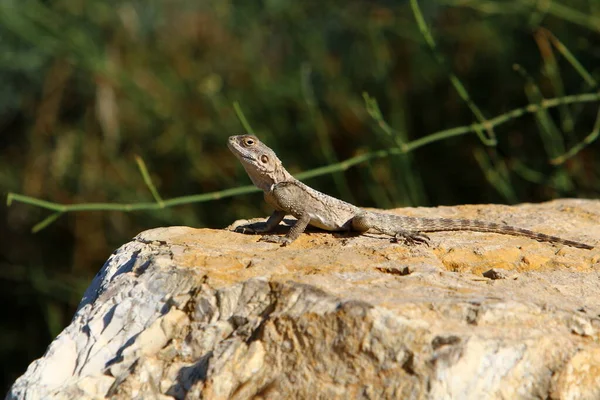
(7, 199, 600, 400)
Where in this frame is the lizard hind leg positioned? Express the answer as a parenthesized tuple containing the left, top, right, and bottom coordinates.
(351, 211, 431, 246)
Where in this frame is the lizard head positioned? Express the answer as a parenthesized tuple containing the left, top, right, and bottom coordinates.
(228, 135, 292, 191)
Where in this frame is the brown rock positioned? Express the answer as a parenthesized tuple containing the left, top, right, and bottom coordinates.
(7, 199, 600, 399)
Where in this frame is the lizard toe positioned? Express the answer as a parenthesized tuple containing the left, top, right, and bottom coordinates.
(392, 232, 431, 246)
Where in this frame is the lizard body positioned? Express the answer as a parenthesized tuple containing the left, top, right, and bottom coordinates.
(228, 134, 593, 250)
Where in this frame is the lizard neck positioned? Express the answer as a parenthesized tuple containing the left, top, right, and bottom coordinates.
(243, 162, 294, 192)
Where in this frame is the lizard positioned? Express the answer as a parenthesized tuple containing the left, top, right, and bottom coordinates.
(227, 134, 594, 250)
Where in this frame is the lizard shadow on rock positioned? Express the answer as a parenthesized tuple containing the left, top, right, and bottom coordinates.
(237, 218, 408, 243)
(236, 218, 324, 235)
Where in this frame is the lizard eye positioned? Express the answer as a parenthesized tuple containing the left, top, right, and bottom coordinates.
(260, 155, 269, 163)
(244, 137, 255, 146)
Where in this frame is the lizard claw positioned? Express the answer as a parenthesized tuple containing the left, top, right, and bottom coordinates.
(259, 235, 292, 246)
(391, 232, 430, 246)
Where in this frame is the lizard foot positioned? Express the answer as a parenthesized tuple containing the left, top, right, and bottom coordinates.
(259, 235, 292, 246)
(391, 232, 430, 246)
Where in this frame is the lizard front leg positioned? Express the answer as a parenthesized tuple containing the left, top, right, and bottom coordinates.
(352, 211, 430, 246)
(260, 213, 311, 246)
(236, 210, 286, 234)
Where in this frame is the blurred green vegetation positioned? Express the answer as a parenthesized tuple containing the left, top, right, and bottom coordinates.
(1, 0, 599, 391)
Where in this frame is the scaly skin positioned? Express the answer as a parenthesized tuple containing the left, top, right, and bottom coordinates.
(228, 135, 593, 249)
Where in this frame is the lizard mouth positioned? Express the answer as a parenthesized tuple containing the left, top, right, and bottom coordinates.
(239, 154, 256, 163)
(227, 142, 255, 163)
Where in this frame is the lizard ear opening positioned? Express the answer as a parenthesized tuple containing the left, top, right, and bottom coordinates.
(260, 155, 269, 163)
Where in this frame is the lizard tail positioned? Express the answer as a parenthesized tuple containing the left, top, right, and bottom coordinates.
(410, 217, 593, 250)
(352, 213, 593, 249)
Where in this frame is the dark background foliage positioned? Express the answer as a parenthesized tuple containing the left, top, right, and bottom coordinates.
(1, 0, 599, 391)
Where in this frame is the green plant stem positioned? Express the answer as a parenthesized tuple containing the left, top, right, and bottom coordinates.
(135, 155, 164, 207)
(551, 106, 600, 165)
(233, 101, 255, 135)
(7, 91, 600, 230)
(409, 0, 496, 145)
(6, 185, 260, 213)
(402, 91, 600, 152)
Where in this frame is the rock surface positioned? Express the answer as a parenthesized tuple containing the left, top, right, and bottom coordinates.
(7, 199, 600, 400)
